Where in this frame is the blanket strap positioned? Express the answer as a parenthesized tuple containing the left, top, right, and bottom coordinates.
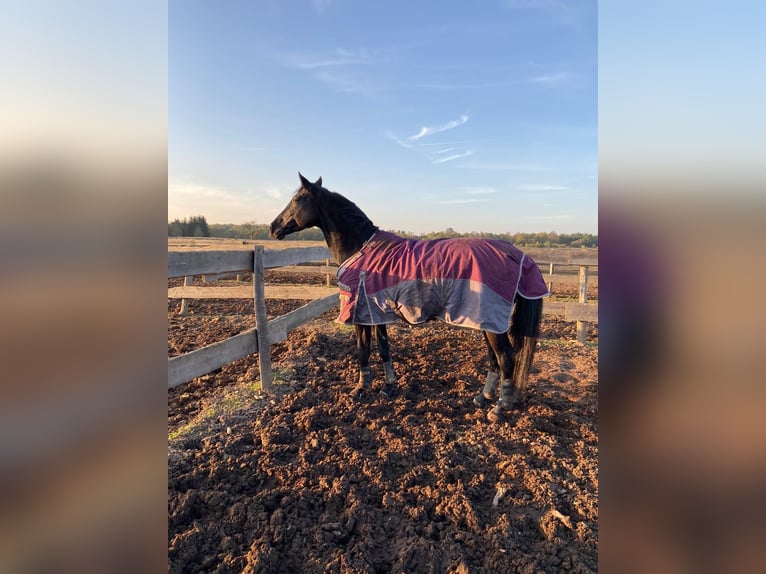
(358, 271, 377, 325)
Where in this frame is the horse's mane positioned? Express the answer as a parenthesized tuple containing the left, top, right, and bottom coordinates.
(322, 188, 378, 238)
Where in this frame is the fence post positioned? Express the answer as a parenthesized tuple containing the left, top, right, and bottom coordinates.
(325, 258, 331, 287)
(179, 276, 193, 315)
(576, 266, 589, 344)
(254, 246, 272, 390)
(547, 262, 554, 293)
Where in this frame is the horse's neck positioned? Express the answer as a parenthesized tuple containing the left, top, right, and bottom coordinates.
(322, 231, 362, 265)
(316, 194, 376, 265)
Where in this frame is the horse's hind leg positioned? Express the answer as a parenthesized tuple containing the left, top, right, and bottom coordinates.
(351, 324, 373, 399)
(483, 330, 521, 422)
(375, 324, 397, 398)
(473, 331, 501, 407)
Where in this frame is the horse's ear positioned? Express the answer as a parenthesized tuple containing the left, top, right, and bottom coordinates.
(298, 172, 311, 189)
(315, 176, 322, 187)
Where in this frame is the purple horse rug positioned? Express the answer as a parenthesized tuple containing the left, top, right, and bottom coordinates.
(336, 231, 549, 334)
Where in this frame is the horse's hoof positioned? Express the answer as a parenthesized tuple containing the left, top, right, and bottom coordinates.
(349, 383, 367, 401)
(487, 405, 504, 423)
(379, 384, 395, 399)
(473, 393, 490, 408)
(498, 389, 522, 411)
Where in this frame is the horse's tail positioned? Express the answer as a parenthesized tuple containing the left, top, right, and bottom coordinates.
(510, 295, 543, 392)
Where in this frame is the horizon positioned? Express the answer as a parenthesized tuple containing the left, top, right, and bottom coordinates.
(168, 215, 599, 237)
(169, 1, 597, 234)
(168, 216, 598, 240)
(168, 214, 599, 235)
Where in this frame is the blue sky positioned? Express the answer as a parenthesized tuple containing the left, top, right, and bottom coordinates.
(169, 0, 597, 234)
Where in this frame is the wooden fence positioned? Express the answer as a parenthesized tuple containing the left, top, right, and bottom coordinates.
(523, 248, 598, 344)
(167, 245, 338, 390)
(168, 245, 598, 389)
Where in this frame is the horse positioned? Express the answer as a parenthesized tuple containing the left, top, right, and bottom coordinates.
(270, 173, 548, 422)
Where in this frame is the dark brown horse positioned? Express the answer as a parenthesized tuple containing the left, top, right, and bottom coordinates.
(270, 173, 545, 422)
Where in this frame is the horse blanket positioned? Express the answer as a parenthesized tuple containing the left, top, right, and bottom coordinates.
(336, 231, 549, 333)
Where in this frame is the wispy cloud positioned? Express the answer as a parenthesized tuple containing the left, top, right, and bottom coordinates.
(280, 48, 372, 70)
(385, 131, 415, 150)
(525, 72, 574, 85)
(295, 57, 365, 70)
(262, 185, 286, 200)
(409, 114, 469, 141)
(169, 182, 242, 203)
(433, 187, 498, 205)
(432, 150, 474, 164)
(417, 140, 481, 147)
(463, 186, 498, 195)
(456, 161, 555, 172)
(170, 181, 290, 204)
(415, 81, 513, 91)
(387, 114, 474, 166)
(517, 184, 570, 191)
(436, 197, 492, 205)
(279, 47, 394, 95)
(168, 181, 292, 223)
(386, 129, 474, 166)
(314, 71, 375, 94)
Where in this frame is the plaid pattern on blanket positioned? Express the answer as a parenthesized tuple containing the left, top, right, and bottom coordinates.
(336, 231, 548, 333)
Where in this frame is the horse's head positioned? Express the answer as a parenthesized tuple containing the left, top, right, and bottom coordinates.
(270, 172, 323, 240)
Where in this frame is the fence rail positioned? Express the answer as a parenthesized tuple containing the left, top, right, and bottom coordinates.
(168, 284, 336, 300)
(523, 247, 598, 267)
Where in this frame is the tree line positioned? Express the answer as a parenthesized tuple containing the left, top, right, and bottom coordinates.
(169, 217, 597, 247)
(395, 227, 598, 248)
(168, 215, 211, 237)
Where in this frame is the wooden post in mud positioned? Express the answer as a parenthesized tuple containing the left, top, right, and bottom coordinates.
(178, 276, 193, 315)
(576, 266, 589, 344)
(254, 246, 272, 390)
(325, 258, 331, 287)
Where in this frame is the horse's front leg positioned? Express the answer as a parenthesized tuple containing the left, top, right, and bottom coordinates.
(351, 324, 373, 399)
(375, 324, 397, 398)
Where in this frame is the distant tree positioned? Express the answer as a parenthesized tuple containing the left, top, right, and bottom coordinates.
(168, 220, 184, 236)
(240, 221, 257, 239)
(188, 215, 210, 237)
(208, 223, 240, 238)
(168, 215, 210, 237)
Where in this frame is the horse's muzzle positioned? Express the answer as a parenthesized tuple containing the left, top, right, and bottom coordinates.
(269, 221, 285, 240)
(270, 217, 300, 240)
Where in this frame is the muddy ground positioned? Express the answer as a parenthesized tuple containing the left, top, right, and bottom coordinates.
(168, 271, 598, 573)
